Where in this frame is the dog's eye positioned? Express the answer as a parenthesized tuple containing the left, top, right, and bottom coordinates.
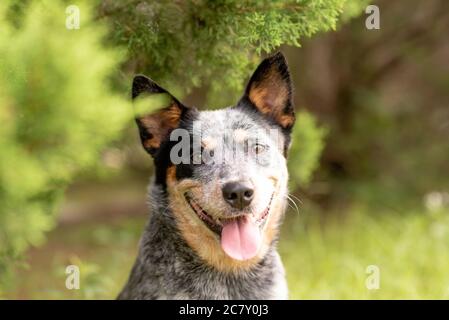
(252, 144, 266, 154)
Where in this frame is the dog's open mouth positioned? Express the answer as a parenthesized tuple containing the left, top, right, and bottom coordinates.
(184, 194, 223, 235)
(184, 193, 273, 235)
(184, 192, 274, 261)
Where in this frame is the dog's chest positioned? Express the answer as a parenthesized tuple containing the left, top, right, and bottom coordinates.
(154, 252, 288, 300)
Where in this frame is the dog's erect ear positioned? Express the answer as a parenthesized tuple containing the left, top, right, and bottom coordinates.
(132, 75, 187, 156)
(241, 52, 295, 130)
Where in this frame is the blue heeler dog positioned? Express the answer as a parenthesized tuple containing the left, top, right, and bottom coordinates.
(118, 52, 295, 299)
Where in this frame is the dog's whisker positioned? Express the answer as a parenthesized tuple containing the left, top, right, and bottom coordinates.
(286, 201, 296, 213)
(284, 194, 300, 215)
(288, 193, 303, 205)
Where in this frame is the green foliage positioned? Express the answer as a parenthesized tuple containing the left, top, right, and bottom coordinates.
(98, 0, 367, 104)
(97, 0, 363, 185)
(340, 0, 371, 21)
(289, 111, 327, 188)
(292, 0, 449, 206)
(0, 0, 130, 290)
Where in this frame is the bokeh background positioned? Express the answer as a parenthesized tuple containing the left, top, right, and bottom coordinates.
(1, 0, 448, 299)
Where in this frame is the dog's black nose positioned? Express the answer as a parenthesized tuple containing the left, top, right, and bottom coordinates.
(222, 181, 254, 210)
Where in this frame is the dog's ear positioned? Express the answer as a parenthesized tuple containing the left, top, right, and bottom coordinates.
(132, 75, 188, 156)
(241, 52, 295, 131)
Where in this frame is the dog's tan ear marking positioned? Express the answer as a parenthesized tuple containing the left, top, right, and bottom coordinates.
(132, 75, 187, 156)
(243, 52, 295, 130)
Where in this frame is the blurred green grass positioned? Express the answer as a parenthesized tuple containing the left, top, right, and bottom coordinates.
(6, 204, 449, 299)
(281, 205, 449, 299)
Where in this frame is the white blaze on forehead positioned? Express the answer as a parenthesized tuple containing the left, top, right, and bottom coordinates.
(202, 136, 218, 149)
(233, 129, 248, 143)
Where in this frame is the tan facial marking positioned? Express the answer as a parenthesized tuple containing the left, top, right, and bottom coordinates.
(166, 174, 284, 273)
(262, 189, 285, 249)
(166, 165, 177, 184)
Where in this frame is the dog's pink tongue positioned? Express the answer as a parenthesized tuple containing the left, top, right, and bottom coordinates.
(220, 216, 261, 261)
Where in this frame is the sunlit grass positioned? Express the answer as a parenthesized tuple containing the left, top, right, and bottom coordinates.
(281, 205, 449, 299)
(7, 205, 449, 299)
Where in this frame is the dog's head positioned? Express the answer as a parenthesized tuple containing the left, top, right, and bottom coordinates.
(132, 52, 295, 272)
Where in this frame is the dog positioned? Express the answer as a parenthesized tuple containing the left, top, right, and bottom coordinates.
(118, 52, 295, 299)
